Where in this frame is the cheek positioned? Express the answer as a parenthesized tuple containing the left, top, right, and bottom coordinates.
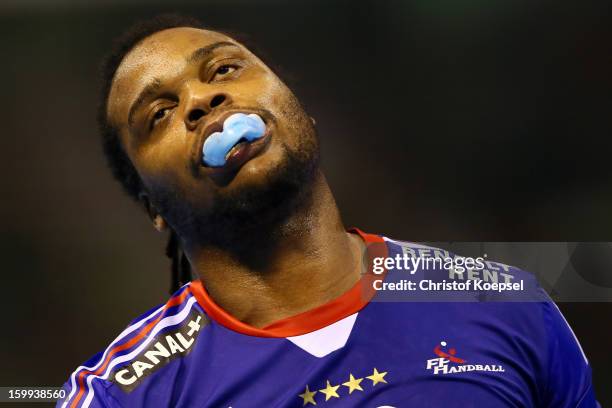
(249, 75, 313, 147)
(133, 122, 192, 189)
(253, 73, 287, 108)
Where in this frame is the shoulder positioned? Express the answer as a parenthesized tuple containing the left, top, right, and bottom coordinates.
(377, 235, 598, 406)
(58, 284, 209, 408)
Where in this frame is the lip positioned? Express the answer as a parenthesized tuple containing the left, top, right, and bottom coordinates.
(193, 109, 274, 177)
(207, 127, 271, 176)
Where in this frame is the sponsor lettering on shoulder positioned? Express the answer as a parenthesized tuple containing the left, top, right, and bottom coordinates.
(111, 310, 207, 392)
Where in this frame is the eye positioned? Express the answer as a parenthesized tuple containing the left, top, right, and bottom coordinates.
(212, 64, 238, 81)
(150, 107, 171, 129)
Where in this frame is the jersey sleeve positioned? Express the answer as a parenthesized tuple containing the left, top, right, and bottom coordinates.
(56, 376, 122, 408)
(541, 299, 599, 408)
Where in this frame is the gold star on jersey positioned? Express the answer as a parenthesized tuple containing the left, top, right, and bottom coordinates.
(299, 385, 317, 406)
(319, 380, 340, 401)
(367, 368, 388, 386)
(342, 374, 364, 394)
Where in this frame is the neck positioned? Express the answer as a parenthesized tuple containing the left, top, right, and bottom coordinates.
(184, 172, 365, 328)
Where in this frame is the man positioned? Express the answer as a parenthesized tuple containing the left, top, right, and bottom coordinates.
(59, 15, 598, 407)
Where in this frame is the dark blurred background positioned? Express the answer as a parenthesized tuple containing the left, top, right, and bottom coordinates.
(1, 0, 611, 405)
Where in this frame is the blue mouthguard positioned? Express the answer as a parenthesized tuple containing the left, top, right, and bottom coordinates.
(202, 113, 266, 167)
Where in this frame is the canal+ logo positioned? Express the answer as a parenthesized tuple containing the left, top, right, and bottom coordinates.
(426, 341, 505, 375)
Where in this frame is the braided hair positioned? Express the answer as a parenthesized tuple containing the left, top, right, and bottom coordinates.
(165, 230, 193, 294)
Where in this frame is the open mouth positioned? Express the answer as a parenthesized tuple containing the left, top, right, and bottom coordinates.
(214, 130, 271, 173)
(198, 111, 272, 174)
(225, 138, 248, 160)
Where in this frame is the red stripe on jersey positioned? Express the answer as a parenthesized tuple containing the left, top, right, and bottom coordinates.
(189, 228, 388, 338)
(69, 289, 191, 408)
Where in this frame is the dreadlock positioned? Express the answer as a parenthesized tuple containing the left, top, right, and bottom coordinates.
(165, 230, 193, 294)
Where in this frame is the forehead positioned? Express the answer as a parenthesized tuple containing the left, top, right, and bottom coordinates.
(108, 27, 237, 127)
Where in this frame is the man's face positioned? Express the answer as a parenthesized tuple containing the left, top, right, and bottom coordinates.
(107, 27, 318, 238)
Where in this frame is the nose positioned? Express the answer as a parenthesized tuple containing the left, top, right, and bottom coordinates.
(183, 86, 231, 130)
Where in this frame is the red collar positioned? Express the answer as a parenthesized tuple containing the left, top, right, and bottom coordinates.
(188, 228, 388, 337)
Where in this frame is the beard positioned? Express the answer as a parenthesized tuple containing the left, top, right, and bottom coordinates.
(152, 129, 320, 267)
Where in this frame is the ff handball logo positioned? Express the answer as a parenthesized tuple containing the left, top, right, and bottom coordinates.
(426, 341, 505, 375)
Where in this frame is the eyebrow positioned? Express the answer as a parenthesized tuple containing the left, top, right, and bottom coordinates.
(128, 78, 162, 126)
(186, 41, 239, 64)
(127, 41, 240, 126)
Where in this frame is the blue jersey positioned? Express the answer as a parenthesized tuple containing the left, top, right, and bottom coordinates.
(59, 230, 598, 407)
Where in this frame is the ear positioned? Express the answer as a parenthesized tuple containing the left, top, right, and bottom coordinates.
(138, 192, 168, 232)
